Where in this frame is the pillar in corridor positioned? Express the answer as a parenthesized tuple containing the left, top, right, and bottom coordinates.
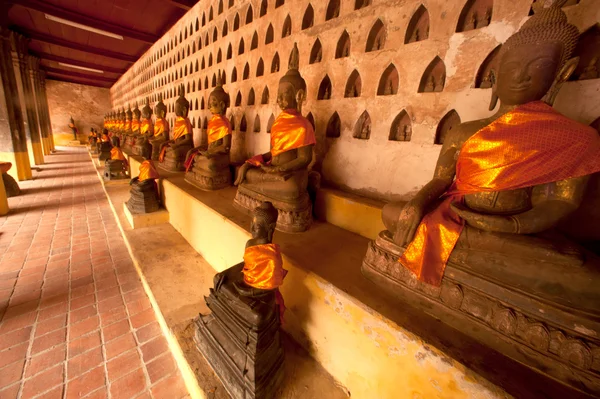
(0, 26, 32, 181)
(29, 57, 52, 155)
(11, 32, 44, 165)
(38, 72, 55, 152)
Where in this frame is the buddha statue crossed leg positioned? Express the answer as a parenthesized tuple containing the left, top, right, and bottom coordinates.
(158, 84, 194, 172)
(362, 2, 600, 394)
(234, 43, 316, 233)
(184, 74, 232, 190)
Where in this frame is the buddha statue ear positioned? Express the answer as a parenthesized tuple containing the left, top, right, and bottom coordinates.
(488, 69, 499, 111)
(543, 56, 579, 106)
(295, 89, 306, 113)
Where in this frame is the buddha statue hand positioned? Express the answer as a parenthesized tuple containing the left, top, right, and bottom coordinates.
(260, 164, 282, 174)
(129, 177, 139, 185)
(392, 200, 425, 246)
(450, 202, 518, 234)
(234, 163, 251, 186)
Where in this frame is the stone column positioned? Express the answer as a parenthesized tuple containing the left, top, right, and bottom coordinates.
(39, 72, 55, 152)
(30, 59, 52, 155)
(0, 27, 32, 181)
(11, 32, 44, 165)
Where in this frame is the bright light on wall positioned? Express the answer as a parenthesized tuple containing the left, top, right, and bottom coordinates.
(58, 62, 104, 74)
(45, 14, 124, 41)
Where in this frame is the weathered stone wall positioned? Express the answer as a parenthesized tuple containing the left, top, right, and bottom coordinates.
(110, 0, 600, 202)
(47, 80, 111, 145)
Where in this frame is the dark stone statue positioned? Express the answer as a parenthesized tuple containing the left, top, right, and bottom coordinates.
(362, 3, 600, 396)
(122, 105, 134, 153)
(234, 43, 317, 233)
(133, 98, 154, 159)
(149, 94, 170, 161)
(104, 136, 128, 180)
(194, 201, 286, 399)
(159, 84, 194, 172)
(185, 76, 232, 190)
(97, 129, 112, 163)
(126, 159, 160, 214)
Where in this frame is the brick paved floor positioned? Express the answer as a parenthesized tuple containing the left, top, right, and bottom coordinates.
(0, 148, 189, 399)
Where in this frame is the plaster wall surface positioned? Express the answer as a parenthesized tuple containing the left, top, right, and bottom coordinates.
(47, 80, 111, 145)
(110, 0, 600, 203)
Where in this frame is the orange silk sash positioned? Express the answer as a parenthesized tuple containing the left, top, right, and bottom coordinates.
(400, 101, 600, 286)
(110, 147, 128, 167)
(207, 114, 231, 144)
(154, 118, 169, 137)
(138, 160, 159, 181)
(125, 120, 131, 132)
(242, 243, 287, 290)
(140, 118, 152, 135)
(131, 119, 140, 133)
(246, 109, 316, 166)
(171, 116, 192, 140)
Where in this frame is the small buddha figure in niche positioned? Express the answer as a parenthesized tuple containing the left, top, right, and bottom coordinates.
(194, 202, 286, 398)
(362, 4, 600, 390)
(480, 70, 493, 88)
(149, 95, 170, 161)
(357, 121, 370, 140)
(424, 75, 435, 92)
(184, 76, 232, 190)
(158, 85, 194, 172)
(234, 43, 317, 233)
(133, 98, 154, 159)
(68, 116, 78, 140)
(468, 12, 478, 30)
(579, 56, 599, 80)
(435, 73, 446, 92)
(315, 47, 322, 63)
(394, 123, 411, 141)
(412, 28, 420, 43)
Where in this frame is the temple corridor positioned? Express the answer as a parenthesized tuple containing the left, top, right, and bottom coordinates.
(0, 147, 189, 399)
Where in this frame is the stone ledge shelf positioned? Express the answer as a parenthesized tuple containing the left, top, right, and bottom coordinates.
(123, 203, 169, 229)
(123, 155, 518, 399)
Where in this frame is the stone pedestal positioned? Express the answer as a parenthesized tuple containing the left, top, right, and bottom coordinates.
(103, 160, 128, 180)
(184, 153, 232, 191)
(2, 173, 20, 197)
(194, 263, 284, 399)
(125, 179, 160, 214)
(123, 202, 168, 229)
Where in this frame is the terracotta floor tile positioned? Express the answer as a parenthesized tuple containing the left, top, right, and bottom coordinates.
(106, 349, 143, 383)
(21, 364, 63, 398)
(67, 346, 103, 380)
(109, 368, 147, 399)
(25, 344, 67, 378)
(65, 366, 105, 399)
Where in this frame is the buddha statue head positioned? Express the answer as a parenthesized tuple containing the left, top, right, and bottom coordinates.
(208, 72, 230, 115)
(133, 101, 141, 121)
(119, 108, 125, 122)
(277, 43, 306, 112)
(250, 202, 279, 244)
(491, 0, 579, 110)
(155, 94, 167, 118)
(126, 105, 132, 121)
(142, 97, 153, 119)
(111, 135, 121, 148)
(175, 84, 189, 118)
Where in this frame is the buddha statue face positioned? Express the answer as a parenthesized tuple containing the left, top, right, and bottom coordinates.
(175, 100, 189, 117)
(250, 202, 278, 243)
(277, 81, 302, 111)
(208, 94, 227, 115)
(133, 105, 141, 121)
(155, 103, 166, 118)
(141, 102, 152, 119)
(495, 42, 562, 106)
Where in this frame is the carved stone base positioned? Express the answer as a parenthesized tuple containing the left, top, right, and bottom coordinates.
(159, 145, 192, 172)
(103, 160, 128, 180)
(2, 173, 20, 197)
(361, 231, 600, 396)
(233, 190, 312, 233)
(194, 264, 285, 399)
(185, 167, 231, 191)
(125, 179, 160, 214)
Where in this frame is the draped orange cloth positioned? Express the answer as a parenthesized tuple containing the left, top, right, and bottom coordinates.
(131, 119, 140, 133)
(154, 118, 169, 137)
(159, 117, 192, 162)
(140, 118, 152, 135)
(138, 160, 160, 181)
(184, 114, 231, 171)
(246, 109, 316, 166)
(400, 101, 600, 286)
(125, 120, 131, 132)
(242, 243, 287, 290)
(110, 147, 128, 168)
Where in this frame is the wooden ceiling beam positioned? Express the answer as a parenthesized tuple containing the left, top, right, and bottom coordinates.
(168, 0, 196, 11)
(45, 75, 112, 88)
(33, 52, 127, 74)
(11, 0, 159, 44)
(14, 27, 137, 62)
(42, 66, 117, 83)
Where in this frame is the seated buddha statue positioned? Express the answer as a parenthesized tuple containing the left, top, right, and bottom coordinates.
(116, 108, 126, 146)
(234, 43, 316, 233)
(159, 85, 193, 172)
(133, 98, 154, 159)
(362, 3, 600, 395)
(184, 77, 232, 190)
(97, 129, 112, 163)
(194, 201, 286, 398)
(88, 128, 98, 153)
(122, 105, 134, 153)
(127, 159, 161, 214)
(128, 102, 141, 151)
(149, 95, 169, 161)
(104, 137, 128, 180)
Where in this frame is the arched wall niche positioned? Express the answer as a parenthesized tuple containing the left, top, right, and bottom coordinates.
(240, 115, 248, 132)
(267, 114, 275, 133)
(233, 13, 240, 31)
(306, 113, 316, 130)
(282, 15, 292, 38)
(456, 0, 493, 33)
(254, 116, 261, 132)
(354, 111, 371, 140)
(366, 19, 385, 52)
(318, 75, 332, 100)
(326, 112, 341, 138)
(326, 0, 341, 21)
(389, 111, 412, 141)
(266, 24, 274, 44)
(436, 110, 461, 145)
(405, 5, 430, 44)
(271, 52, 280, 73)
(335, 31, 351, 59)
(355, 0, 371, 10)
(260, 0, 268, 17)
(302, 5, 314, 30)
(418, 56, 446, 93)
(235, 92, 242, 106)
(345, 70, 361, 97)
(475, 45, 501, 88)
(377, 64, 399, 95)
(310, 39, 323, 64)
(246, 5, 254, 24)
(243, 63, 250, 79)
(572, 24, 600, 81)
(261, 87, 269, 104)
(248, 88, 256, 106)
(256, 58, 265, 76)
(251, 32, 259, 50)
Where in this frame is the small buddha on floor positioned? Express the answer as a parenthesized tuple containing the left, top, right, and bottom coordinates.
(68, 116, 78, 141)
(104, 137, 128, 180)
(362, 3, 600, 395)
(149, 94, 169, 161)
(132, 98, 154, 159)
(97, 129, 112, 163)
(194, 202, 286, 399)
(234, 43, 316, 233)
(0, 162, 20, 197)
(159, 84, 193, 172)
(184, 76, 232, 190)
(126, 159, 160, 213)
